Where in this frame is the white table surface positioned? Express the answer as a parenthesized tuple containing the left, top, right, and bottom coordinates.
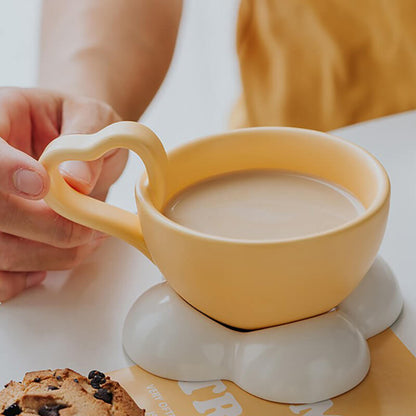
(0, 111, 415, 385)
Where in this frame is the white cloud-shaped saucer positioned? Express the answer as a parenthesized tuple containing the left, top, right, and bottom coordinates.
(123, 257, 402, 403)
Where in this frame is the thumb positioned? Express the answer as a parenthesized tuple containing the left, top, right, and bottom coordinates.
(59, 159, 103, 195)
(0, 137, 49, 199)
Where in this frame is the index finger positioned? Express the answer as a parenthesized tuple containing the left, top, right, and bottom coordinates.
(0, 193, 98, 249)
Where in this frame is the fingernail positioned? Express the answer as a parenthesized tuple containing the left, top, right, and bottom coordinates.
(60, 160, 92, 185)
(13, 169, 44, 196)
(26, 272, 46, 289)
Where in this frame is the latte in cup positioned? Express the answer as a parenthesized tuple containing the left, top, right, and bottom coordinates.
(164, 170, 364, 240)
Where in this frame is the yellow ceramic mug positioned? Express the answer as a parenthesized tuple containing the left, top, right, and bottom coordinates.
(40, 122, 390, 329)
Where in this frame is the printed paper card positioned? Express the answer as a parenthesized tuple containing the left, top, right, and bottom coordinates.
(110, 329, 416, 415)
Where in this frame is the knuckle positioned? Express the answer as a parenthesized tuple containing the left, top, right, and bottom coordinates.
(0, 88, 26, 111)
(0, 238, 18, 272)
(83, 97, 120, 124)
(0, 195, 15, 228)
(0, 254, 16, 272)
(52, 214, 93, 248)
(96, 99, 113, 113)
(101, 102, 120, 122)
(61, 246, 85, 270)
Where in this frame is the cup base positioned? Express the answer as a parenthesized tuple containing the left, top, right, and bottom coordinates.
(122, 257, 402, 403)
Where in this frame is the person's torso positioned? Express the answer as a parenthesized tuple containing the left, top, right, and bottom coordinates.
(232, 0, 416, 130)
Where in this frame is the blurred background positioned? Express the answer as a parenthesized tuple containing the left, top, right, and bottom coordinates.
(0, 0, 241, 209)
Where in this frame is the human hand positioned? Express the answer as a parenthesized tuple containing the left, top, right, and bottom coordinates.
(0, 87, 128, 301)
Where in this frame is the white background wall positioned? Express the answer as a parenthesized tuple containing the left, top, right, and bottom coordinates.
(0, 0, 241, 209)
(0, 0, 42, 87)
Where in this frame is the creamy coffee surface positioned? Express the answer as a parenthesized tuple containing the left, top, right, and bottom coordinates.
(164, 170, 364, 240)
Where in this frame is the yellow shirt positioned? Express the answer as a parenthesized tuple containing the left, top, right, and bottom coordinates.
(232, 0, 416, 131)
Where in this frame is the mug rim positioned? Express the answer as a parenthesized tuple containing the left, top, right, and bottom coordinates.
(136, 127, 390, 245)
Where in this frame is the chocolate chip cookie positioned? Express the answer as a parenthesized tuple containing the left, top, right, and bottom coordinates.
(0, 369, 144, 415)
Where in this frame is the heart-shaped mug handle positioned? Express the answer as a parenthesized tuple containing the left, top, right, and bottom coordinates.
(39, 121, 168, 261)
